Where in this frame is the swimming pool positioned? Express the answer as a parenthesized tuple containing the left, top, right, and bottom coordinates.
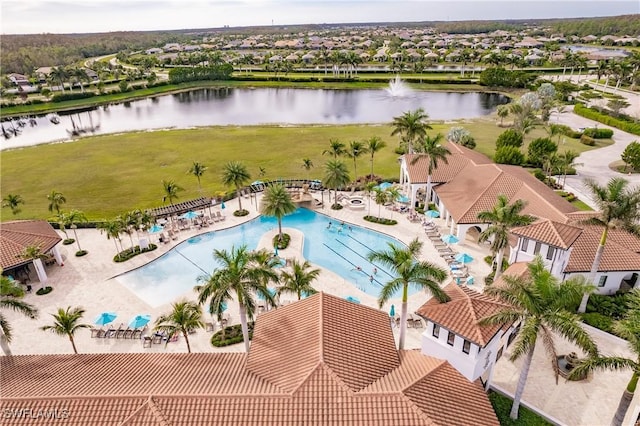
(115, 208, 418, 307)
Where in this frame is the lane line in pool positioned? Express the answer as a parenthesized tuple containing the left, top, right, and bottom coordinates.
(174, 247, 211, 278)
(333, 238, 393, 279)
(323, 242, 384, 287)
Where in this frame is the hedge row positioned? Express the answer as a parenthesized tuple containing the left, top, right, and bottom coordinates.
(51, 92, 97, 102)
(232, 75, 475, 85)
(211, 322, 255, 347)
(574, 103, 640, 136)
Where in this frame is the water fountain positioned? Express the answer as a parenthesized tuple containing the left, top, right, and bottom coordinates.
(556, 352, 587, 381)
(385, 75, 412, 97)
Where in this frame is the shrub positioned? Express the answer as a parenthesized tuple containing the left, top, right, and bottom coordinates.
(63, 238, 75, 245)
(495, 129, 523, 149)
(211, 322, 255, 347)
(36, 286, 53, 296)
(533, 168, 546, 182)
(113, 243, 157, 262)
(233, 209, 249, 217)
(527, 137, 558, 167)
(479, 67, 537, 88)
(51, 92, 96, 102)
(460, 134, 476, 149)
(580, 312, 614, 334)
(580, 134, 596, 146)
(75, 250, 88, 257)
(574, 103, 640, 136)
(489, 391, 553, 426)
(494, 146, 525, 165)
(621, 141, 640, 171)
(364, 215, 397, 225)
(586, 293, 630, 320)
(583, 128, 614, 139)
(331, 203, 343, 210)
(272, 233, 291, 249)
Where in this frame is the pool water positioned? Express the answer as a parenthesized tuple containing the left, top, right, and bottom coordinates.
(115, 208, 418, 307)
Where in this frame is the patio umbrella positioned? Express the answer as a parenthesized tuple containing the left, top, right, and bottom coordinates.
(94, 312, 117, 326)
(345, 296, 361, 304)
(389, 304, 395, 317)
(220, 202, 226, 210)
(180, 211, 199, 220)
(149, 224, 164, 234)
(258, 287, 277, 301)
(441, 234, 459, 244)
(128, 314, 151, 329)
(378, 182, 392, 190)
(455, 253, 474, 264)
(425, 210, 440, 218)
(251, 180, 263, 186)
(396, 195, 410, 204)
(466, 276, 475, 285)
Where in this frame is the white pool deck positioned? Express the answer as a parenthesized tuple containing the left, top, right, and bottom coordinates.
(3, 191, 637, 425)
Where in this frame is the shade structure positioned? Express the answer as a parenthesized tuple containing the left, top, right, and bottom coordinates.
(389, 304, 395, 317)
(180, 211, 199, 220)
(396, 195, 410, 204)
(345, 296, 361, 304)
(455, 253, 474, 264)
(149, 224, 164, 234)
(258, 287, 277, 301)
(94, 312, 117, 326)
(441, 234, 459, 244)
(128, 314, 151, 329)
(378, 182, 393, 190)
(425, 210, 440, 218)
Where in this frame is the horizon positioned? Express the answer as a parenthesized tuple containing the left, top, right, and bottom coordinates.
(1, 0, 638, 35)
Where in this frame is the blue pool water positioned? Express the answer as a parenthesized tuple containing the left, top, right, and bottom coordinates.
(116, 208, 417, 307)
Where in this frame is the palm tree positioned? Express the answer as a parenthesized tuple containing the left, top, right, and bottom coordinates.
(323, 160, 351, 207)
(557, 150, 582, 188)
(496, 104, 509, 126)
(0, 272, 38, 355)
(47, 190, 66, 214)
(260, 184, 296, 243)
(222, 161, 251, 212)
(195, 245, 278, 352)
(161, 180, 184, 205)
(477, 195, 535, 280)
(366, 136, 386, 181)
(301, 158, 314, 180)
(578, 178, 640, 312)
(97, 217, 125, 259)
(364, 181, 377, 216)
(346, 140, 368, 182)
(49, 66, 68, 92)
(40, 306, 91, 354)
(187, 161, 208, 192)
(391, 108, 432, 154)
(569, 289, 640, 426)
(479, 256, 597, 420)
(278, 259, 320, 300)
(373, 187, 388, 218)
(322, 139, 345, 159)
(2, 193, 24, 215)
(411, 133, 450, 204)
(154, 300, 203, 353)
(66, 210, 88, 253)
(368, 238, 448, 350)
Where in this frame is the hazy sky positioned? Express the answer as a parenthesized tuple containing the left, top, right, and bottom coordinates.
(1, 0, 638, 34)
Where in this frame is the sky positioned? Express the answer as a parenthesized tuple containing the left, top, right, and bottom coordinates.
(1, 0, 638, 34)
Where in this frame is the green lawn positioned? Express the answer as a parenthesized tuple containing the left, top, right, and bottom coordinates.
(489, 392, 553, 426)
(0, 119, 607, 221)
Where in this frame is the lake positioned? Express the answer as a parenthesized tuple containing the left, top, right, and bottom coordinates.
(0, 87, 509, 150)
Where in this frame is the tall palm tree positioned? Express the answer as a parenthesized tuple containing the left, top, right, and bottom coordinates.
(366, 136, 386, 181)
(373, 187, 388, 218)
(322, 139, 345, 159)
(390, 108, 432, 154)
(195, 245, 278, 352)
(570, 289, 640, 426)
(40, 306, 91, 354)
(97, 217, 125, 258)
(47, 190, 66, 214)
(66, 210, 88, 253)
(364, 181, 377, 216)
(154, 300, 203, 353)
(278, 260, 320, 300)
(49, 66, 68, 92)
(346, 140, 368, 182)
(411, 133, 450, 204)
(479, 256, 597, 420)
(496, 105, 509, 126)
(187, 161, 208, 192)
(578, 178, 640, 312)
(301, 158, 314, 180)
(260, 184, 296, 243)
(323, 160, 351, 207)
(2, 193, 24, 215)
(367, 238, 448, 350)
(477, 195, 535, 280)
(0, 272, 38, 355)
(221, 161, 251, 212)
(161, 180, 184, 206)
(557, 150, 582, 188)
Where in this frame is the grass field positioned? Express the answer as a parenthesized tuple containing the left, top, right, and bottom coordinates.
(0, 119, 609, 221)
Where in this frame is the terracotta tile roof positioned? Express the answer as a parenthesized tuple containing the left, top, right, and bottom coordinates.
(0, 220, 62, 270)
(491, 262, 531, 288)
(0, 293, 499, 426)
(404, 142, 492, 184)
(565, 212, 640, 253)
(564, 229, 640, 273)
(511, 220, 583, 249)
(415, 283, 511, 346)
(435, 163, 576, 224)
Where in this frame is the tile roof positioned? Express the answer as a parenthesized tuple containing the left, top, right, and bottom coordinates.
(0, 220, 62, 270)
(415, 283, 511, 346)
(0, 293, 499, 426)
(404, 142, 492, 184)
(491, 262, 531, 288)
(511, 220, 583, 249)
(564, 228, 640, 273)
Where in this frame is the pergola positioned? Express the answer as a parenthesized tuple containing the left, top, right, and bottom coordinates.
(148, 197, 213, 219)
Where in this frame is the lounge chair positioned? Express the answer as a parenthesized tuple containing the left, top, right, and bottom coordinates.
(90, 327, 104, 338)
(152, 334, 163, 344)
(143, 336, 152, 348)
(105, 324, 120, 338)
(115, 324, 127, 339)
(132, 328, 143, 340)
(123, 327, 134, 339)
(215, 211, 226, 221)
(205, 322, 215, 332)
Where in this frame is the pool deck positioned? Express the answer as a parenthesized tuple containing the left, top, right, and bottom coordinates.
(3, 191, 635, 425)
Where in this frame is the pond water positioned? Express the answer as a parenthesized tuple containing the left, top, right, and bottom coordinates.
(1, 87, 509, 150)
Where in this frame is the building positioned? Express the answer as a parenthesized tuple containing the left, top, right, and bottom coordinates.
(416, 280, 521, 388)
(0, 293, 499, 425)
